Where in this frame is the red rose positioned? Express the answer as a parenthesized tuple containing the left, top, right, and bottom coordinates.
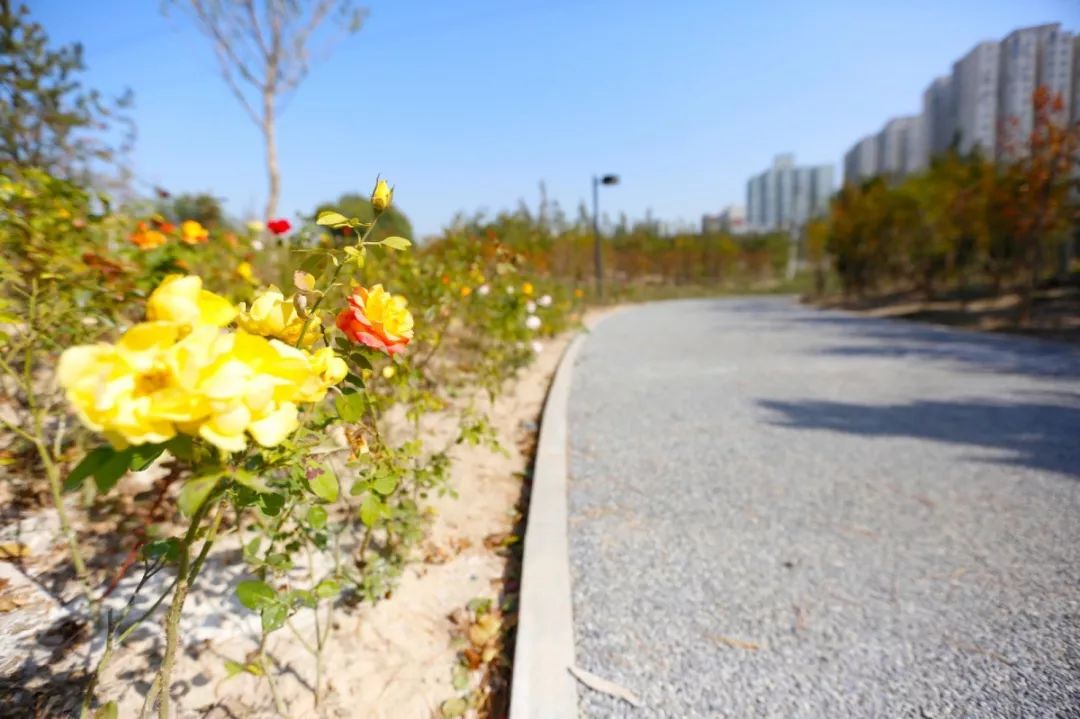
(267, 218, 292, 235)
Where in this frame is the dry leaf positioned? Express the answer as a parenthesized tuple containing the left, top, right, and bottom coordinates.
(710, 634, 761, 651)
(0, 542, 29, 560)
(468, 614, 501, 647)
(568, 665, 643, 707)
(0, 594, 30, 612)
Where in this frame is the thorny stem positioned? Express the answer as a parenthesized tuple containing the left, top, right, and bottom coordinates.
(146, 485, 224, 719)
(80, 562, 164, 718)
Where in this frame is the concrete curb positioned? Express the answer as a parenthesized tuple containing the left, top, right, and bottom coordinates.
(509, 330, 587, 719)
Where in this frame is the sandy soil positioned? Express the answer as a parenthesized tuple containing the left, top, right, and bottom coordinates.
(0, 328, 576, 718)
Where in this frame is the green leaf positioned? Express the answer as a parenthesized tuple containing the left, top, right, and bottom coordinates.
(233, 469, 271, 494)
(315, 579, 341, 599)
(143, 538, 180, 563)
(258, 492, 285, 516)
(94, 448, 133, 493)
(372, 472, 397, 496)
(344, 372, 365, 388)
(236, 579, 276, 610)
(381, 236, 412, 251)
(334, 392, 365, 423)
(306, 505, 328, 530)
(452, 664, 469, 691)
(178, 475, 219, 517)
(165, 435, 194, 461)
(93, 701, 119, 719)
(359, 494, 383, 527)
(129, 443, 166, 472)
(288, 588, 317, 609)
(261, 603, 287, 633)
(441, 697, 467, 718)
(316, 210, 349, 227)
(64, 446, 113, 491)
(348, 351, 373, 371)
(243, 537, 262, 562)
(309, 468, 339, 503)
(266, 553, 293, 572)
(223, 659, 246, 678)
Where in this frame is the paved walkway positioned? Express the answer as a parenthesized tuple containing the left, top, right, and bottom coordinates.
(566, 298, 1080, 718)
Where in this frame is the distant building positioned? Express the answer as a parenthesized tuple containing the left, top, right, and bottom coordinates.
(1073, 35, 1080, 124)
(719, 204, 748, 234)
(843, 136, 878, 184)
(745, 155, 834, 232)
(876, 116, 922, 179)
(1039, 26, 1074, 124)
(999, 24, 1074, 157)
(953, 40, 1000, 156)
(850, 22, 1079, 182)
(921, 75, 956, 162)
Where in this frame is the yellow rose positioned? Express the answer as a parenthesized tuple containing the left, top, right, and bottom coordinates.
(295, 347, 348, 402)
(180, 220, 209, 245)
(236, 286, 320, 348)
(147, 275, 237, 330)
(371, 179, 393, 213)
(60, 275, 347, 454)
(57, 323, 187, 447)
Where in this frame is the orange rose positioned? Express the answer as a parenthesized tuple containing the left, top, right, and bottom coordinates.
(130, 222, 167, 250)
(335, 284, 414, 356)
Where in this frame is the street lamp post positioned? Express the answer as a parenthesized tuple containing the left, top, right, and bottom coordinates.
(592, 173, 620, 298)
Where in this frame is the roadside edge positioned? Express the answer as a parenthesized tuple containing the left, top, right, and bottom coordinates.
(508, 330, 587, 719)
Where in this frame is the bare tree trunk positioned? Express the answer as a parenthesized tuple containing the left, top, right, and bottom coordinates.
(262, 87, 279, 221)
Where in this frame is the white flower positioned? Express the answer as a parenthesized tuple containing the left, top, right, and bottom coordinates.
(506, 286, 515, 295)
(530, 340, 543, 354)
(246, 220, 265, 233)
(252, 239, 265, 251)
(477, 284, 491, 297)
(526, 301, 537, 313)
(538, 294, 552, 307)
(525, 315, 541, 331)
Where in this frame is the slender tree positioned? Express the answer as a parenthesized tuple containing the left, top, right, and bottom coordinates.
(180, 0, 365, 220)
(0, 0, 133, 180)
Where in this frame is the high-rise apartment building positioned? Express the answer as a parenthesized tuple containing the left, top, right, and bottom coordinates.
(843, 136, 878, 184)
(745, 154, 833, 232)
(877, 116, 922, 178)
(999, 24, 1074, 156)
(1073, 35, 1080, 124)
(953, 40, 1001, 156)
(1040, 26, 1075, 123)
(921, 76, 956, 163)
(808, 165, 834, 217)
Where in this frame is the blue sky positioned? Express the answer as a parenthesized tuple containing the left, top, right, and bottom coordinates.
(29, 0, 1077, 237)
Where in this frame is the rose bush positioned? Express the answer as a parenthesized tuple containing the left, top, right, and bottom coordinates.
(0, 173, 586, 717)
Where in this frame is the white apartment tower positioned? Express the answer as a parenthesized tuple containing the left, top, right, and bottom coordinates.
(877, 116, 922, 178)
(921, 75, 956, 162)
(843, 136, 878, 184)
(745, 154, 834, 232)
(953, 40, 1001, 156)
(999, 24, 1074, 157)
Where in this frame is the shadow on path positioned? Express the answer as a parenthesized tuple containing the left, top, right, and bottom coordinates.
(799, 313, 1080, 380)
(758, 397, 1080, 478)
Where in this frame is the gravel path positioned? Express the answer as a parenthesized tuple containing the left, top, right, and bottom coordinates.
(566, 298, 1080, 718)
